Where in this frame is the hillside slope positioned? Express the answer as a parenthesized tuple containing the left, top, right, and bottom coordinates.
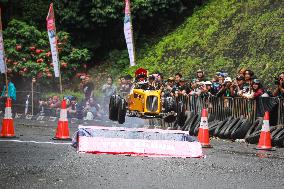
(123, 0, 284, 82)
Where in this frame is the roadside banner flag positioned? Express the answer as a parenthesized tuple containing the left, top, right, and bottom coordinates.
(0, 8, 6, 74)
(46, 3, 60, 77)
(124, 0, 135, 67)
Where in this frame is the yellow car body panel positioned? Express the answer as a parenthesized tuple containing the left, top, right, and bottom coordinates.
(128, 89, 161, 115)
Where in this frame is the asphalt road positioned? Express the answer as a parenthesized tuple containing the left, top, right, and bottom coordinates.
(0, 121, 284, 189)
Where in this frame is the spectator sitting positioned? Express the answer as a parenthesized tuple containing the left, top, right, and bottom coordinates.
(38, 97, 52, 115)
(49, 96, 61, 116)
(67, 97, 78, 118)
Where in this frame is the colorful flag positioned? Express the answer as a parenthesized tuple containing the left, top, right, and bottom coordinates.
(0, 8, 6, 74)
(124, 0, 135, 67)
(46, 3, 60, 77)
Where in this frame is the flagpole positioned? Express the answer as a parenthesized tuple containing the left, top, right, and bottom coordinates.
(0, 8, 8, 95)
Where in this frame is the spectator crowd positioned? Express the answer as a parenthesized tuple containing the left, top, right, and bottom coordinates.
(36, 68, 284, 120)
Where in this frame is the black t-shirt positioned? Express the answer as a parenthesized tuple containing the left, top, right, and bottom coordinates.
(83, 82, 94, 99)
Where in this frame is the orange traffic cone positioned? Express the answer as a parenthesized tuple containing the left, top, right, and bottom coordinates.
(197, 108, 212, 148)
(53, 99, 71, 140)
(0, 98, 15, 138)
(256, 112, 274, 150)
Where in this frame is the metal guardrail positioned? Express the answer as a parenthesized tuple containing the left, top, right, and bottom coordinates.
(180, 95, 282, 124)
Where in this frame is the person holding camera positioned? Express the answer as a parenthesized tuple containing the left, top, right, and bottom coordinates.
(216, 77, 233, 97)
(273, 72, 284, 98)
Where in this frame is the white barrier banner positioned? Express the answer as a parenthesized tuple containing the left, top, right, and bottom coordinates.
(46, 3, 60, 77)
(124, 0, 135, 67)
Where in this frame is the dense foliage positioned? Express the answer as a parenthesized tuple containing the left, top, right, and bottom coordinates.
(3, 19, 90, 80)
(118, 0, 284, 85)
(1, 0, 203, 53)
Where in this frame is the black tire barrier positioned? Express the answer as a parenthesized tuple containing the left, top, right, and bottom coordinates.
(193, 120, 201, 136)
(208, 113, 216, 123)
(209, 121, 219, 136)
(184, 112, 197, 131)
(245, 119, 262, 139)
(117, 98, 127, 124)
(176, 101, 186, 127)
(229, 118, 246, 140)
(164, 115, 176, 123)
(213, 117, 232, 137)
(181, 111, 193, 131)
(271, 126, 283, 138)
(231, 118, 251, 140)
(273, 127, 284, 147)
(218, 117, 238, 139)
(189, 114, 201, 136)
(188, 114, 200, 135)
(223, 117, 241, 139)
(245, 130, 261, 144)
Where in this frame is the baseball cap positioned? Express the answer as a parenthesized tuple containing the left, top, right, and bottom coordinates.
(167, 77, 175, 81)
(253, 79, 261, 84)
(224, 77, 232, 82)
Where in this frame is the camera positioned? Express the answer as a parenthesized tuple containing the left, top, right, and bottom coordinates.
(274, 77, 280, 85)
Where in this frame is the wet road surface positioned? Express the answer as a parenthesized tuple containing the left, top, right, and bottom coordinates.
(0, 123, 284, 189)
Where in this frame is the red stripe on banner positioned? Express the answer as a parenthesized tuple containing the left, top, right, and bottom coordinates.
(78, 137, 203, 158)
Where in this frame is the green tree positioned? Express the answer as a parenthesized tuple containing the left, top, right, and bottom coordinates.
(3, 19, 91, 81)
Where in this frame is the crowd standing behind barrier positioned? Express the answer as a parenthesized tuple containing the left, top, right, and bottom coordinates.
(0, 69, 283, 125)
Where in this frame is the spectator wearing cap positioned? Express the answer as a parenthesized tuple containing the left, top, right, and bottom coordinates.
(199, 81, 213, 98)
(196, 69, 206, 82)
(243, 79, 268, 99)
(211, 76, 222, 96)
(216, 72, 228, 85)
(216, 77, 233, 97)
(231, 75, 245, 97)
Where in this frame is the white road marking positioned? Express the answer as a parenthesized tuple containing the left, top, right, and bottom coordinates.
(0, 139, 72, 145)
